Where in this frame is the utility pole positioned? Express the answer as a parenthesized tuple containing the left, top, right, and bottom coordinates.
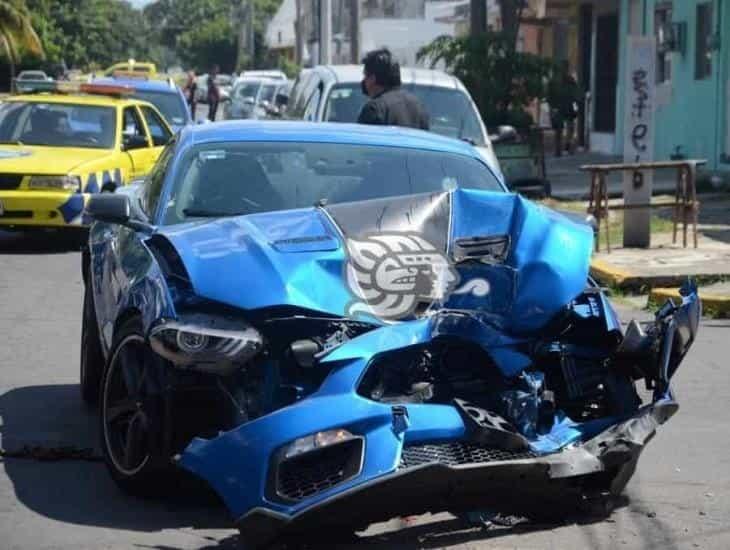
(295, 0, 303, 65)
(470, 0, 487, 36)
(248, 0, 255, 66)
(350, 0, 360, 64)
(320, 0, 332, 65)
(237, 0, 247, 71)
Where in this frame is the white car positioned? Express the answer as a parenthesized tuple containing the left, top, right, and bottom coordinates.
(286, 65, 501, 176)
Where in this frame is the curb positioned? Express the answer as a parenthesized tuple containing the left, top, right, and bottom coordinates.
(650, 287, 730, 316)
(590, 259, 729, 292)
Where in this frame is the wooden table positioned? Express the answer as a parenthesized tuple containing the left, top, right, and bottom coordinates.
(579, 159, 706, 252)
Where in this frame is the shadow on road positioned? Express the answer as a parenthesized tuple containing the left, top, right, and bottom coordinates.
(0, 384, 676, 550)
(0, 229, 83, 254)
(0, 384, 230, 533)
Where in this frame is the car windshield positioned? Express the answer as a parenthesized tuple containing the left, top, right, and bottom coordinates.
(133, 90, 187, 126)
(162, 141, 502, 225)
(325, 84, 486, 146)
(0, 101, 116, 149)
(234, 82, 261, 100)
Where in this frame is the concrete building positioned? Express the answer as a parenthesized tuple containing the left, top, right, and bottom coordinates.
(267, 0, 461, 67)
(543, 0, 728, 171)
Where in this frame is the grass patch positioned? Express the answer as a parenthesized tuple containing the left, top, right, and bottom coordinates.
(540, 198, 677, 245)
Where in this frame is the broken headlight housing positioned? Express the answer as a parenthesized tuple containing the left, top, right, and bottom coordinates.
(149, 313, 263, 374)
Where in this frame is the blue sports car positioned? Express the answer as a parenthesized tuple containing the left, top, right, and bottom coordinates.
(81, 121, 700, 548)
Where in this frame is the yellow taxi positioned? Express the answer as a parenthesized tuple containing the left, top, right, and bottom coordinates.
(0, 81, 172, 228)
(104, 60, 158, 77)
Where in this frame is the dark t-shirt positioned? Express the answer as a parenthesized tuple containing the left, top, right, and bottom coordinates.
(357, 87, 430, 130)
(207, 75, 219, 102)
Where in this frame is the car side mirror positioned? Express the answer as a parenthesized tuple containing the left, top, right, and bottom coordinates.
(86, 194, 153, 233)
(489, 125, 518, 144)
(86, 193, 130, 225)
(123, 134, 149, 151)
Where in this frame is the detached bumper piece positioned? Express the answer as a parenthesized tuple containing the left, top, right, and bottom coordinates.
(237, 399, 676, 549)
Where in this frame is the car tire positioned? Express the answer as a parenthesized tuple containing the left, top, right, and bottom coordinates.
(100, 317, 174, 496)
(80, 284, 104, 406)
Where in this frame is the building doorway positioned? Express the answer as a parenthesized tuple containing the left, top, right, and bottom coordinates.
(593, 13, 618, 133)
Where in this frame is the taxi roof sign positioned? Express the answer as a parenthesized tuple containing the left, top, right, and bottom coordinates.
(15, 80, 135, 98)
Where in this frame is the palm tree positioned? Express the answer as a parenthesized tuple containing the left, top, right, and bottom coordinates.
(0, 0, 43, 87)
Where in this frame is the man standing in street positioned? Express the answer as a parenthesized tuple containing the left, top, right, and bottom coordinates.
(548, 61, 581, 156)
(357, 48, 429, 130)
(207, 65, 220, 122)
(184, 71, 198, 120)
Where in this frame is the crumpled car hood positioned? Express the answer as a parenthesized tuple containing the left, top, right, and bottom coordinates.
(158, 189, 593, 334)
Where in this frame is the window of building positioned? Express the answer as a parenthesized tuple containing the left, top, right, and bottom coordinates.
(655, 3, 672, 83)
(695, 3, 713, 80)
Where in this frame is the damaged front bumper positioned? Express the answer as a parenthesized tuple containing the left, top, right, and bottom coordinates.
(235, 399, 677, 548)
(177, 286, 699, 548)
(180, 395, 677, 548)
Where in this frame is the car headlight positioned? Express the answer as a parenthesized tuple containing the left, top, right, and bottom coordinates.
(149, 313, 263, 374)
(28, 175, 81, 191)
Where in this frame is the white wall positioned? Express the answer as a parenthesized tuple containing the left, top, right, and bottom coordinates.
(360, 18, 454, 66)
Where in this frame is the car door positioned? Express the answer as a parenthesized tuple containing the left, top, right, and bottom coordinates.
(122, 105, 156, 179)
(139, 105, 173, 163)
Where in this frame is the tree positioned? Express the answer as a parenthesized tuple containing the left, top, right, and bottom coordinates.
(418, 31, 553, 129)
(0, 0, 43, 80)
(470, 0, 526, 51)
(25, 0, 151, 72)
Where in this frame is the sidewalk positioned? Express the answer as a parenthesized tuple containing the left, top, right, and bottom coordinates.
(587, 193, 730, 317)
(545, 151, 697, 200)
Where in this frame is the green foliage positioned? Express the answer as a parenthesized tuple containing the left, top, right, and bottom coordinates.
(145, 0, 283, 73)
(25, 0, 150, 71)
(417, 32, 554, 129)
(176, 15, 236, 73)
(0, 0, 43, 65)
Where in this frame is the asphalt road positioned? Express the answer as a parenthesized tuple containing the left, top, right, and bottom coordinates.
(1, 229, 729, 549)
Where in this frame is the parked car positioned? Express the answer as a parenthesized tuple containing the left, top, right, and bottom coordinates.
(93, 76, 191, 132)
(195, 73, 233, 104)
(104, 61, 157, 77)
(223, 78, 290, 120)
(13, 70, 52, 93)
(239, 69, 287, 81)
(287, 65, 500, 173)
(82, 120, 699, 549)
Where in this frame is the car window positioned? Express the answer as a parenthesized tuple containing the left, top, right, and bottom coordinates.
(141, 106, 172, 146)
(133, 90, 188, 127)
(324, 84, 486, 146)
(0, 101, 116, 149)
(123, 107, 147, 144)
(259, 84, 277, 104)
(141, 141, 175, 218)
(288, 73, 317, 119)
(234, 82, 261, 100)
(162, 142, 502, 225)
(302, 85, 322, 121)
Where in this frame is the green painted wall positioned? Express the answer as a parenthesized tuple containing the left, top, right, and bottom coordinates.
(615, 0, 727, 170)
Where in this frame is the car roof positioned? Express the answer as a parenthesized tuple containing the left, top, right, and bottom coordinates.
(6, 93, 142, 107)
(312, 64, 462, 90)
(178, 120, 481, 159)
(92, 77, 178, 93)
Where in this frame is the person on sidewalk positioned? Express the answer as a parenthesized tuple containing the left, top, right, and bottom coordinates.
(548, 61, 581, 156)
(207, 65, 220, 122)
(184, 71, 198, 120)
(357, 48, 429, 130)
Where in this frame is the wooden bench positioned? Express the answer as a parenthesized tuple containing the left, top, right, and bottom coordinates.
(579, 160, 706, 252)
